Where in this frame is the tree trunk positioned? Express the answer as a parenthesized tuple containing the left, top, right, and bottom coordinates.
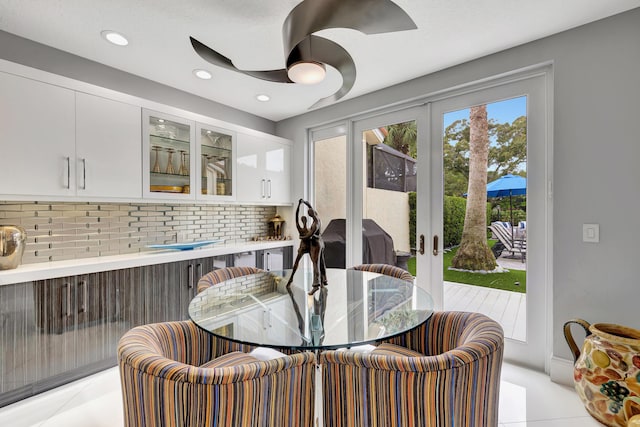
(451, 105, 497, 271)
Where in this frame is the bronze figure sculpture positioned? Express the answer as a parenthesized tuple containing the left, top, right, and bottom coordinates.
(287, 199, 328, 294)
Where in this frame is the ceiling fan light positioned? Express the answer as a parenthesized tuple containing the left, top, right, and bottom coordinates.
(287, 61, 326, 84)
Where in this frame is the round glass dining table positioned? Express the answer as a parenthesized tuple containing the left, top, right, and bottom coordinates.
(188, 268, 434, 351)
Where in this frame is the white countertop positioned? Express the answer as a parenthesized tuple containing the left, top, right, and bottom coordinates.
(0, 240, 294, 286)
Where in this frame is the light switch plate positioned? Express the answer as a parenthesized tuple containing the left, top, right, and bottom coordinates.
(583, 224, 599, 243)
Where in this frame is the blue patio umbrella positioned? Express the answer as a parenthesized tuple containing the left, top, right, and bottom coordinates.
(486, 174, 526, 239)
(486, 174, 526, 198)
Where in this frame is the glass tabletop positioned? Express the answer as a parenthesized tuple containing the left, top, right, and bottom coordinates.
(188, 268, 434, 351)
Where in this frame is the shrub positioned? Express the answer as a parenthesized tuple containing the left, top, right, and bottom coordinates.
(409, 193, 493, 250)
(444, 196, 466, 248)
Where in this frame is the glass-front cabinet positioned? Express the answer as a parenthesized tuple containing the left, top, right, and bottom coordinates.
(143, 110, 196, 199)
(196, 124, 235, 200)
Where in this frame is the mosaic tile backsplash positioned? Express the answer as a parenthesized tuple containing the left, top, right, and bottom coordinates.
(0, 202, 276, 265)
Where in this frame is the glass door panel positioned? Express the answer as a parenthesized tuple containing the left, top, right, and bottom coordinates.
(361, 121, 417, 269)
(143, 110, 195, 198)
(197, 125, 234, 199)
(313, 132, 348, 268)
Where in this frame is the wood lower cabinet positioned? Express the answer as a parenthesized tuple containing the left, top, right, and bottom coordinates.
(0, 248, 290, 407)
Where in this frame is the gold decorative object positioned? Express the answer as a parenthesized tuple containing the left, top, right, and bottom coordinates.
(268, 215, 285, 239)
(0, 225, 26, 270)
(150, 185, 183, 193)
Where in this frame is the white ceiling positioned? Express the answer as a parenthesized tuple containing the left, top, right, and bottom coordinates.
(0, 0, 638, 121)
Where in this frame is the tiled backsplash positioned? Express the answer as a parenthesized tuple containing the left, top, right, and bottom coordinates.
(0, 202, 276, 265)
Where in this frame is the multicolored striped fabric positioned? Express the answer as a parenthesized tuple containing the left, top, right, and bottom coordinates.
(350, 263, 414, 282)
(117, 320, 315, 426)
(199, 351, 259, 369)
(370, 342, 424, 357)
(320, 311, 504, 427)
(196, 266, 263, 294)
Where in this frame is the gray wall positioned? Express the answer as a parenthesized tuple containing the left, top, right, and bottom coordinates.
(276, 8, 640, 365)
(0, 30, 275, 135)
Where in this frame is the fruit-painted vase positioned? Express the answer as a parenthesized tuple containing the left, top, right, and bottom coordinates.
(564, 319, 640, 426)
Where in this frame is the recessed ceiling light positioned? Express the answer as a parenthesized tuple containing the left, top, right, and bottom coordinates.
(193, 69, 212, 80)
(101, 30, 129, 46)
(256, 94, 270, 102)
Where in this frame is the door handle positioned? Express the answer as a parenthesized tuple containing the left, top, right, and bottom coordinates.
(267, 179, 272, 198)
(63, 282, 72, 317)
(64, 157, 71, 189)
(261, 179, 266, 198)
(187, 264, 194, 289)
(78, 280, 87, 313)
(80, 158, 87, 190)
(419, 235, 425, 255)
(433, 235, 439, 256)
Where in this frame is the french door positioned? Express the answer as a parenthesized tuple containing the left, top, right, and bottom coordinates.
(310, 70, 551, 370)
(428, 72, 551, 370)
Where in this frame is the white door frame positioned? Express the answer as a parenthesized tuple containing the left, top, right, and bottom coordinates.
(427, 69, 553, 371)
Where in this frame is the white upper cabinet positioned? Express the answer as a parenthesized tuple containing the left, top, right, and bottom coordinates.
(75, 93, 142, 198)
(236, 132, 291, 204)
(0, 71, 76, 196)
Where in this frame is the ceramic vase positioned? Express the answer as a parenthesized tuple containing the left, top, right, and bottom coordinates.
(564, 319, 640, 426)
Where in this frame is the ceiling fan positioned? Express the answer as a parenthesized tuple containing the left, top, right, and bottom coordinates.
(190, 0, 417, 109)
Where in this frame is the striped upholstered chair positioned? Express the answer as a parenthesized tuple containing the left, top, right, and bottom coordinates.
(196, 266, 262, 294)
(320, 311, 504, 426)
(349, 263, 414, 282)
(118, 320, 315, 427)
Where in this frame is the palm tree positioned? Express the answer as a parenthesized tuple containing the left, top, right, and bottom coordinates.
(383, 121, 417, 158)
(451, 105, 497, 271)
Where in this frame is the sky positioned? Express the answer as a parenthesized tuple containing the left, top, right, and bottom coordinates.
(443, 96, 526, 128)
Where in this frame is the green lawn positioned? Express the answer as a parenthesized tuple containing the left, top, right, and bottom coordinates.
(407, 240, 526, 293)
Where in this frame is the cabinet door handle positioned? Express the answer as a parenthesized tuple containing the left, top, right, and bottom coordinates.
(265, 252, 270, 270)
(187, 264, 194, 289)
(63, 282, 72, 317)
(80, 158, 87, 190)
(267, 179, 272, 198)
(78, 280, 87, 313)
(261, 179, 266, 198)
(65, 157, 71, 189)
(195, 263, 202, 295)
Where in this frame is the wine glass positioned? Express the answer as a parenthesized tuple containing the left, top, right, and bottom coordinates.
(152, 146, 161, 173)
(165, 148, 175, 174)
(178, 150, 188, 175)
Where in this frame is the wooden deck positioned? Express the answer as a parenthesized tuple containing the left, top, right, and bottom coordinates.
(443, 281, 526, 341)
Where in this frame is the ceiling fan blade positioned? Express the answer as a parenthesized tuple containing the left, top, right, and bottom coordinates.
(287, 35, 356, 110)
(190, 37, 292, 83)
(283, 0, 417, 55)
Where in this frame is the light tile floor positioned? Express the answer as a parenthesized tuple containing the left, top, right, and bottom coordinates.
(0, 362, 601, 426)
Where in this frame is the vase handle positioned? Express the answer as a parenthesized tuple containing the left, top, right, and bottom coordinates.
(563, 318, 592, 363)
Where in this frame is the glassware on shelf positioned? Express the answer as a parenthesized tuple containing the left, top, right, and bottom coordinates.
(165, 148, 175, 174)
(178, 150, 188, 176)
(152, 146, 161, 173)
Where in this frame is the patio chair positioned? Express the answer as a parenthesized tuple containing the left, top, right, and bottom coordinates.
(489, 222, 526, 262)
